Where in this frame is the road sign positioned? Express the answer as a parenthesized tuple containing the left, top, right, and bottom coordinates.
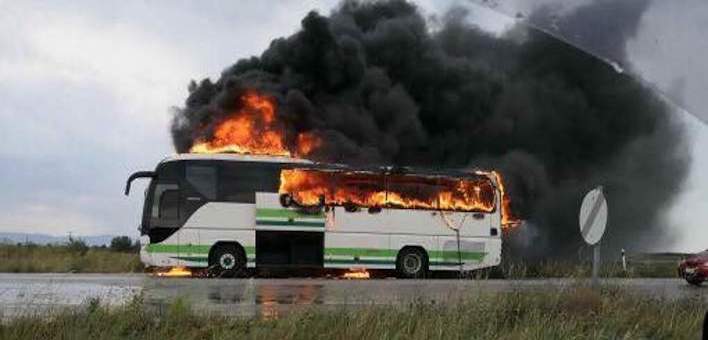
(579, 186, 607, 245)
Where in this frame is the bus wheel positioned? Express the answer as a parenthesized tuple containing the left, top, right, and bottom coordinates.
(396, 247, 428, 279)
(210, 244, 245, 278)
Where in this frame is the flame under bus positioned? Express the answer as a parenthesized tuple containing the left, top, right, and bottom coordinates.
(126, 153, 503, 277)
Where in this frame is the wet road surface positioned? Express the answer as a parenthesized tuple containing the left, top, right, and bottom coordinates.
(0, 273, 705, 318)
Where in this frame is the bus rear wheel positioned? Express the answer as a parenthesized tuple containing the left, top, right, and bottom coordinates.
(396, 247, 428, 279)
(210, 244, 246, 278)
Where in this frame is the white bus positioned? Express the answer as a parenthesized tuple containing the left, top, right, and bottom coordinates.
(125, 153, 503, 278)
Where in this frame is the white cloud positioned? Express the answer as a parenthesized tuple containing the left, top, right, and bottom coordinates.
(0, 0, 340, 236)
(0, 4, 189, 161)
(0, 203, 108, 236)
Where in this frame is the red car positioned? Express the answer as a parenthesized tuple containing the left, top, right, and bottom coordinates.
(678, 250, 708, 286)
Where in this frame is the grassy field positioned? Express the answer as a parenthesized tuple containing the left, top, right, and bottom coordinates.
(493, 253, 682, 279)
(0, 244, 142, 273)
(1, 286, 703, 339)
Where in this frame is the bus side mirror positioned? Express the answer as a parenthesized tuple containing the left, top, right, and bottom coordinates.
(125, 171, 155, 196)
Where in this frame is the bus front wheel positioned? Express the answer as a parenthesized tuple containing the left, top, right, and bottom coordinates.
(210, 244, 246, 278)
(396, 247, 428, 279)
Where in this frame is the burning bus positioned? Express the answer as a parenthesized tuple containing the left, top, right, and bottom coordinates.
(125, 91, 515, 277)
(125, 153, 510, 278)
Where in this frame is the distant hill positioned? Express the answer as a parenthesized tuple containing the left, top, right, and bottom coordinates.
(0, 232, 123, 246)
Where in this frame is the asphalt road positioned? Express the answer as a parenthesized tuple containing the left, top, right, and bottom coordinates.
(0, 273, 705, 318)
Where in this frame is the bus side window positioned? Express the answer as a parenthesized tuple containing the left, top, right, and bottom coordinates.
(186, 165, 217, 200)
(219, 162, 280, 203)
(152, 183, 179, 219)
(159, 190, 180, 219)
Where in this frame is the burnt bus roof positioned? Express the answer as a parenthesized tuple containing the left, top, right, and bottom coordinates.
(159, 153, 495, 183)
(290, 164, 493, 182)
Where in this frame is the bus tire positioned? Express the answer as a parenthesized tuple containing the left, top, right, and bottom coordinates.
(210, 244, 246, 278)
(396, 247, 428, 279)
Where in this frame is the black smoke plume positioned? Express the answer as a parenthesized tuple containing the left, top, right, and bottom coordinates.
(171, 0, 689, 258)
(529, 0, 650, 68)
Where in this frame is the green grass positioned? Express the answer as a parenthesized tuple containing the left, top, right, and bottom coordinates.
(0, 244, 142, 273)
(494, 253, 683, 279)
(0, 286, 703, 339)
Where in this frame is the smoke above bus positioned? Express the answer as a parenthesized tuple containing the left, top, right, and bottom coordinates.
(169, 0, 689, 259)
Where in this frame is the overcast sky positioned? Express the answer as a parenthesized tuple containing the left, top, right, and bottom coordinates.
(0, 0, 705, 252)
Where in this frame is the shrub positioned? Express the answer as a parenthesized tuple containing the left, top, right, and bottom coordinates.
(110, 236, 136, 252)
(66, 237, 89, 256)
(0, 244, 141, 273)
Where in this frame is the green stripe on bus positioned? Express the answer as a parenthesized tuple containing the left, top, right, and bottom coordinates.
(171, 256, 207, 263)
(147, 244, 255, 256)
(171, 256, 255, 263)
(146, 244, 210, 254)
(429, 250, 486, 262)
(430, 261, 468, 266)
(255, 220, 325, 227)
(171, 257, 476, 266)
(325, 248, 486, 262)
(324, 261, 478, 266)
(325, 260, 478, 267)
(148, 244, 484, 262)
(325, 248, 397, 257)
(256, 208, 324, 219)
(324, 259, 396, 265)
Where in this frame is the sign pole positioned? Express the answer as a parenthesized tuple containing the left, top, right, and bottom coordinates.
(579, 185, 607, 288)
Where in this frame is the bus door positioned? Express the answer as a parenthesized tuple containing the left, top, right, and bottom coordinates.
(182, 163, 217, 221)
(323, 172, 390, 268)
(148, 180, 182, 264)
(181, 163, 218, 263)
(254, 192, 325, 268)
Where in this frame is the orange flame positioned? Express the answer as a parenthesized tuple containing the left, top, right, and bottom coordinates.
(279, 169, 497, 213)
(156, 266, 191, 277)
(188, 91, 322, 157)
(341, 268, 370, 279)
(295, 131, 322, 157)
(189, 91, 289, 155)
(486, 171, 520, 228)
